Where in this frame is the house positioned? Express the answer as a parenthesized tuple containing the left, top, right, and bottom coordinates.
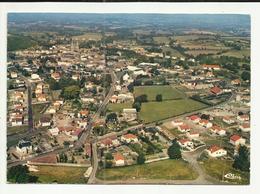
(239, 123, 250, 132)
(178, 124, 191, 133)
(78, 110, 89, 118)
(16, 140, 33, 155)
(70, 128, 83, 141)
(223, 116, 235, 124)
(187, 132, 200, 139)
(113, 152, 125, 166)
(202, 64, 221, 71)
(210, 125, 226, 136)
(51, 72, 61, 81)
(37, 94, 47, 102)
(210, 86, 222, 95)
(231, 79, 241, 86)
(122, 73, 130, 81)
(39, 117, 51, 127)
(100, 138, 113, 148)
(11, 118, 23, 126)
(31, 73, 40, 80)
(206, 145, 227, 158)
(48, 127, 59, 136)
(110, 95, 118, 103)
(122, 108, 137, 122)
(199, 119, 213, 128)
(188, 115, 201, 123)
(230, 134, 246, 146)
(77, 120, 88, 128)
(10, 71, 18, 79)
(237, 115, 250, 122)
(178, 139, 194, 149)
(121, 133, 138, 143)
(172, 120, 184, 126)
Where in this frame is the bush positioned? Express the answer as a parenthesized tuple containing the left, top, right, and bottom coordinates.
(167, 139, 182, 159)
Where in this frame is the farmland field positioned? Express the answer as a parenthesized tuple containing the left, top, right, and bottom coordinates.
(8, 34, 37, 51)
(107, 102, 133, 112)
(7, 125, 28, 136)
(72, 33, 102, 41)
(30, 165, 87, 184)
(139, 99, 208, 123)
(97, 159, 198, 181)
(134, 85, 185, 101)
(153, 36, 171, 44)
(220, 49, 250, 58)
(201, 159, 249, 184)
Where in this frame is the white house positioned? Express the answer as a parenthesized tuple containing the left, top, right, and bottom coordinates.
(199, 119, 213, 128)
(223, 116, 235, 124)
(230, 134, 246, 146)
(16, 140, 33, 155)
(178, 139, 194, 149)
(206, 145, 227, 158)
(187, 132, 200, 139)
(39, 117, 51, 127)
(172, 120, 184, 126)
(48, 127, 59, 136)
(237, 115, 250, 122)
(121, 133, 138, 143)
(210, 125, 226, 136)
(188, 115, 201, 123)
(239, 123, 250, 132)
(113, 153, 125, 166)
(178, 124, 191, 133)
(122, 108, 137, 122)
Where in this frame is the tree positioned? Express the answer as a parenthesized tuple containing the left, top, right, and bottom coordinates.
(61, 85, 80, 100)
(156, 94, 163, 102)
(135, 94, 148, 103)
(146, 145, 155, 155)
(7, 165, 38, 183)
(241, 71, 250, 81)
(137, 153, 146, 164)
(233, 145, 250, 172)
(132, 101, 141, 112)
(106, 112, 118, 123)
(105, 152, 113, 160)
(167, 139, 182, 159)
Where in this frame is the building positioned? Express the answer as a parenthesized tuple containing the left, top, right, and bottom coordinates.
(172, 120, 184, 126)
(230, 134, 246, 146)
(199, 119, 213, 128)
(121, 133, 138, 143)
(223, 116, 235, 124)
(39, 117, 51, 127)
(113, 153, 125, 166)
(206, 145, 227, 158)
(237, 115, 250, 122)
(48, 127, 59, 136)
(188, 115, 201, 123)
(202, 64, 221, 71)
(122, 108, 137, 122)
(178, 124, 191, 133)
(178, 139, 194, 149)
(16, 140, 33, 155)
(210, 86, 222, 95)
(239, 123, 250, 132)
(210, 125, 226, 136)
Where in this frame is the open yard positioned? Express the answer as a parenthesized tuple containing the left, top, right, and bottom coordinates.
(107, 102, 133, 112)
(73, 32, 102, 41)
(201, 158, 249, 184)
(30, 165, 87, 184)
(134, 85, 185, 101)
(32, 104, 48, 122)
(139, 99, 208, 123)
(7, 125, 28, 136)
(97, 159, 198, 181)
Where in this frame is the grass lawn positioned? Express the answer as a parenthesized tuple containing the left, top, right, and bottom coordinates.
(139, 99, 208, 123)
(134, 85, 185, 101)
(32, 104, 48, 122)
(167, 127, 183, 137)
(97, 159, 198, 181)
(107, 102, 133, 112)
(51, 90, 61, 101)
(201, 158, 249, 184)
(220, 49, 250, 58)
(7, 125, 28, 136)
(30, 165, 87, 184)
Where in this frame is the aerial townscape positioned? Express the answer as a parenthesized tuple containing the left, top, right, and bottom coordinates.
(7, 13, 250, 185)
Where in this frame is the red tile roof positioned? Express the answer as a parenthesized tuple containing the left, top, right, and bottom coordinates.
(208, 145, 222, 153)
(123, 133, 137, 139)
(230, 134, 241, 142)
(210, 86, 222, 94)
(114, 153, 124, 161)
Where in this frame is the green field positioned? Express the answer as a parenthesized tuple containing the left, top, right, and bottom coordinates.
(7, 125, 28, 136)
(97, 159, 198, 181)
(134, 85, 185, 101)
(8, 34, 37, 51)
(201, 159, 249, 184)
(32, 104, 48, 122)
(107, 102, 133, 112)
(73, 33, 102, 41)
(153, 36, 170, 44)
(139, 99, 208, 123)
(30, 165, 87, 184)
(220, 49, 250, 58)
